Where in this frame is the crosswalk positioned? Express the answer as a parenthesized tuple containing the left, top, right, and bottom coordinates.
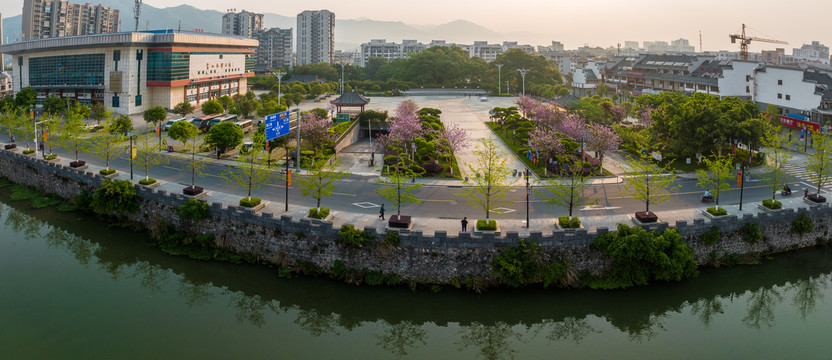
(778, 162, 832, 194)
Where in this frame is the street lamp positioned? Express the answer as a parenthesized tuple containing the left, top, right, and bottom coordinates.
(272, 70, 286, 106)
(369, 119, 375, 167)
(496, 64, 503, 95)
(524, 168, 530, 228)
(34, 121, 45, 157)
(340, 63, 346, 94)
(739, 162, 746, 211)
(517, 69, 530, 95)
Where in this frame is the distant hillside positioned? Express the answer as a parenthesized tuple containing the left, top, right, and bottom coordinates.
(2, 1, 543, 56)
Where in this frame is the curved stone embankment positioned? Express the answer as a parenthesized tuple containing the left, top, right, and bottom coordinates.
(1, 149, 831, 286)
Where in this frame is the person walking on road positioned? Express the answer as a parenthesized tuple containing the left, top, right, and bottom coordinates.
(461, 217, 468, 232)
(804, 188, 809, 199)
(379, 204, 385, 220)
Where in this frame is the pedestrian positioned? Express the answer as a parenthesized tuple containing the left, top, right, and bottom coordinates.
(461, 217, 468, 232)
(379, 204, 385, 220)
(804, 188, 809, 199)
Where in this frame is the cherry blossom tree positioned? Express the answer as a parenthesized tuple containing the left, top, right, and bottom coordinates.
(429, 123, 469, 175)
(300, 112, 337, 155)
(555, 115, 589, 142)
(515, 95, 539, 117)
(586, 124, 621, 174)
(530, 102, 565, 129)
(529, 127, 564, 164)
(395, 99, 419, 120)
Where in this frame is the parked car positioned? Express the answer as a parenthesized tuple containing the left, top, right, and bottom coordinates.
(164, 117, 188, 130)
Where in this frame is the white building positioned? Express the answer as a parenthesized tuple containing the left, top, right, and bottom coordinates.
(0, 31, 258, 115)
(253, 28, 293, 70)
(222, 10, 263, 38)
(358, 39, 427, 67)
(793, 41, 830, 66)
(753, 65, 831, 120)
(296, 10, 335, 65)
(717, 60, 759, 99)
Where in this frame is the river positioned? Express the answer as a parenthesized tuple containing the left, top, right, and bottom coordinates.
(1, 189, 831, 359)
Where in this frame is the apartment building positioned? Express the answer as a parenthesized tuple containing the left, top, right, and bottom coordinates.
(22, 0, 119, 40)
(254, 28, 293, 70)
(222, 10, 263, 38)
(296, 10, 335, 65)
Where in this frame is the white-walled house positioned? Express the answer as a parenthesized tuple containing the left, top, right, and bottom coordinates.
(717, 60, 759, 100)
(753, 65, 832, 130)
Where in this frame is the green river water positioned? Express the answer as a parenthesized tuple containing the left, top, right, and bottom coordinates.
(1, 191, 832, 359)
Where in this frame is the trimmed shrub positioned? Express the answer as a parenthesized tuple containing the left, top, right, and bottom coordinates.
(178, 198, 209, 221)
(90, 179, 138, 216)
(702, 226, 721, 246)
(138, 178, 157, 186)
(791, 214, 814, 235)
(43, 154, 57, 160)
(337, 224, 373, 247)
(706, 206, 727, 216)
(239, 197, 262, 208)
(558, 216, 581, 228)
(421, 162, 444, 176)
(23, 149, 35, 155)
(99, 168, 116, 176)
(762, 199, 782, 209)
(741, 223, 763, 244)
(308, 207, 331, 219)
(477, 219, 497, 231)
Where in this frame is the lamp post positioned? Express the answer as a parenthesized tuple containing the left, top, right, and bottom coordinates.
(517, 69, 530, 95)
(739, 162, 746, 211)
(525, 168, 530, 228)
(34, 121, 45, 157)
(272, 70, 286, 106)
(369, 119, 374, 167)
(340, 63, 346, 94)
(129, 133, 135, 180)
(496, 64, 503, 95)
(506, 81, 510, 96)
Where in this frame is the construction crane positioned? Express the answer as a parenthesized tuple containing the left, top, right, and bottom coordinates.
(729, 24, 788, 61)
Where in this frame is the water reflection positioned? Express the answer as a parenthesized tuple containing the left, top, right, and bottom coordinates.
(3, 196, 832, 358)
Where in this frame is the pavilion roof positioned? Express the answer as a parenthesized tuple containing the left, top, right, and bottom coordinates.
(330, 91, 371, 106)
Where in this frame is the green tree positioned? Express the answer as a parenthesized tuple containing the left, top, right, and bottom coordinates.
(133, 132, 169, 184)
(168, 120, 199, 151)
(57, 113, 87, 163)
(201, 100, 224, 115)
(91, 179, 138, 216)
(42, 95, 66, 115)
(622, 151, 679, 216)
(537, 166, 594, 217)
(256, 100, 287, 118)
(218, 95, 234, 111)
(205, 121, 244, 156)
(143, 106, 167, 126)
(760, 123, 794, 200)
(252, 123, 289, 167)
(69, 101, 90, 119)
(0, 103, 23, 143)
(173, 101, 196, 118)
(377, 148, 423, 218)
(90, 102, 108, 125)
(15, 87, 38, 110)
(221, 138, 275, 204)
(695, 153, 735, 209)
(459, 139, 513, 220)
(806, 131, 832, 196)
(232, 93, 260, 119)
(86, 113, 122, 171)
(296, 154, 347, 209)
(110, 115, 133, 135)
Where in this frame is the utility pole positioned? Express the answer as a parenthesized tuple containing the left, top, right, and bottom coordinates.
(517, 69, 530, 95)
(496, 64, 503, 95)
(273, 70, 286, 106)
(739, 162, 746, 211)
(134, 0, 142, 32)
(129, 134, 134, 180)
(295, 107, 301, 172)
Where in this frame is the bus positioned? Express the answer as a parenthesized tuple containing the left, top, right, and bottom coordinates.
(200, 114, 238, 132)
(235, 119, 253, 133)
(192, 113, 222, 129)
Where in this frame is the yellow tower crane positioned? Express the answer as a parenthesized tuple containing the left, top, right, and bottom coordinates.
(729, 24, 788, 61)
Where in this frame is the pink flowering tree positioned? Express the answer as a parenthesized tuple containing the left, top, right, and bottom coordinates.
(376, 104, 424, 156)
(515, 95, 539, 117)
(587, 124, 621, 174)
(531, 103, 566, 129)
(395, 99, 419, 120)
(300, 112, 337, 156)
(555, 115, 590, 142)
(635, 104, 654, 128)
(429, 123, 469, 175)
(529, 127, 564, 165)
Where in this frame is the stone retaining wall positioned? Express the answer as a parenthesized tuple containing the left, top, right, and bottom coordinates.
(2, 148, 831, 284)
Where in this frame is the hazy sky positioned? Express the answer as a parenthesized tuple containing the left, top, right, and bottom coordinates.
(3, 0, 830, 51)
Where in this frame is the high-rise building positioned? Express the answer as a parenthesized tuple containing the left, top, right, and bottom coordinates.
(1, 12, 5, 69)
(254, 28, 293, 70)
(22, 0, 119, 41)
(222, 10, 263, 38)
(296, 10, 335, 65)
(793, 41, 830, 66)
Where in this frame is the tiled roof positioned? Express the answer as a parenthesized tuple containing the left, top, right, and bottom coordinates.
(330, 91, 371, 106)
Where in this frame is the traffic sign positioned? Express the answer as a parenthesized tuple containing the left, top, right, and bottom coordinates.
(265, 110, 291, 141)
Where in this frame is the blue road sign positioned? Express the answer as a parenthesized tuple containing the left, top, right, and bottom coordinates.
(265, 110, 291, 140)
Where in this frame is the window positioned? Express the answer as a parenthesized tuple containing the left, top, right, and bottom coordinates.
(746, 75, 751, 81)
(112, 95, 119, 107)
(135, 95, 142, 106)
(778, 79, 783, 85)
(777, 93, 783, 99)
(786, 95, 791, 100)
(28, 54, 105, 87)
(746, 86, 750, 93)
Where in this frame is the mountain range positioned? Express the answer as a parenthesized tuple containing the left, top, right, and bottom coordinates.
(2, 0, 549, 52)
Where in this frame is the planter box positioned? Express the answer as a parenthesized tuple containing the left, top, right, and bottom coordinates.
(701, 209, 728, 220)
(70, 160, 86, 168)
(634, 211, 658, 223)
(307, 212, 334, 223)
(555, 223, 584, 231)
(183, 186, 207, 199)
(138, 181, 161, 189)
(757, 204, 785, 214)
(4, 144, 17, 150)
(807, 194, 827, 203)
(240, 201, 266, 213)
(23, 151, 36, 157)
(388, 215, 412, 229)
(101, 171, 118, 179)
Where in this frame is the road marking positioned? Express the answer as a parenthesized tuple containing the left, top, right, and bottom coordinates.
(419, 199, 457, 203)
(265, 183, 293, 189)
(491, 207, 516, 214)
(333, 192, 357, 197)
(580, 205, 622, 211)
(353, 202, 379, 208)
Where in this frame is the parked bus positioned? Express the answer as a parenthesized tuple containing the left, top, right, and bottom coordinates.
(192, 113, 222, 129)
(200, 114, 238, 132)
(234, 119, 253, 133)
(164, 117, 188, 130)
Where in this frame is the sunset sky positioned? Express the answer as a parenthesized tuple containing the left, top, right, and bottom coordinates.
(2, 0, 829, 51)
